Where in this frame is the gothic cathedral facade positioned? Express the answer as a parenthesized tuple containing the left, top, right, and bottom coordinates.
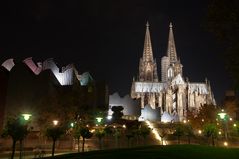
(131, 22, 216, 121)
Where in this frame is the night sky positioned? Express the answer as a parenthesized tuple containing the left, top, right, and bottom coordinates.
(0, 0, 232, 103)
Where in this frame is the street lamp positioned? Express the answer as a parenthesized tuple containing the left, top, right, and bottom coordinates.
(20, 113, 32, 159)
(22, 113, 32, 121)
(96, 117, 103, 123)
(218, 111, 228, 140)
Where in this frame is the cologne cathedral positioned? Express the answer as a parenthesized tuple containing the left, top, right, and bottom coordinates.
(131, 22, 216, 121)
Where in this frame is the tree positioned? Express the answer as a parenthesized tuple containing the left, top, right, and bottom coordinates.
(173, 124, 184, 144)
(158, 126, 168, 145)
(45, 126, 65, 157)
(72, 124, 81, 152)
(139, 125, 151, 146)
(111, 106, 124, 121)
(113, 128, 122, 148)
(125, 121, 140, 147)
(95, 128, 105, 150)
(203, 123, 218, 146)
(197, 104, 218, 124)
(80, 127, 93, 152)
(104, 126, 113, 137)
(184, 124, 194, 144)
(125, 133, 134, 148)
(1, 117, 29, 159)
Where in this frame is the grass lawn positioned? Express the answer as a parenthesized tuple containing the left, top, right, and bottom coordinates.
(41, 145, 239, 159)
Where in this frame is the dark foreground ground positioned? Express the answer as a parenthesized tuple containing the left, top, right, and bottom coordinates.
(41, 145, 239, 159)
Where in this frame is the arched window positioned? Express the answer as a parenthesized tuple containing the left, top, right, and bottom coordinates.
(168, 68, 173, 78)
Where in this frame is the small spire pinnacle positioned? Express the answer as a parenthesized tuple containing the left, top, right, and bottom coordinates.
(146, 21, 150, 27)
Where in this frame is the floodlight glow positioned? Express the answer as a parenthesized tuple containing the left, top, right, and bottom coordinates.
(123, 124, 126, 128)
(107, 115, 112, 120)
(96, 117, 103, 123)
(233, 124, 237, 127)
(183, 120, 186, 124)
(22, 114, 32, 121)
(218, 131, 222, 135)
(229, 118, 232, 121)
(218, 112, 227, 119)
(201, 119, 204, 122)
(53, 120, 59, 126)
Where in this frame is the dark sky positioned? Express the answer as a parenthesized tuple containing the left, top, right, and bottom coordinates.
(0, 0, 232, 103)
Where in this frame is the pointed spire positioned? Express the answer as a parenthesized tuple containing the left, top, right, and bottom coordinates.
(143, 21, 153, 62)
(167, 22, 177, 63)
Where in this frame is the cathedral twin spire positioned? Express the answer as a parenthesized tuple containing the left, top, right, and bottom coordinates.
(167, 23, 178, 63)
(139, 22, 158, 82)
(142, 21, 178, 63)
(140, 21, 180, 82)
(143, 22, 154, 62)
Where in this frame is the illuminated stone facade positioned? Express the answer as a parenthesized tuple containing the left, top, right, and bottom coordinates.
(131, 22, 216, 121)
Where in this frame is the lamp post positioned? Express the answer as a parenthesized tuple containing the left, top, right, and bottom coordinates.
(20, 113, 32, 159)
(218, 111, 228, 140)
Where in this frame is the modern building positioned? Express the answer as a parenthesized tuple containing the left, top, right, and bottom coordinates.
(0, 58, 108, 130)
(108, 92, 140, 120)
(131, 22, 216, 121)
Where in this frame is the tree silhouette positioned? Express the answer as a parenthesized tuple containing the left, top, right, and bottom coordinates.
(111, 106, 124, 121)
(184, 124, 194, 144)
(80, 127, 93, 152)
(1, 117, 29, 159)
(203, 123, 218, 146)
(95, 128, 105, 150)
(45, 126, 65, 157)
(72, 124, 81, 152)
(173, 124, 184, 144)
(158, 126, 168, 145)
(124, 120, 140, 147)
(139, 125, 151, 146)
(113, 128, 121, 148)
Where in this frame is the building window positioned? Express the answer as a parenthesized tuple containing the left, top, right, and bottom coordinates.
(168, 68, 173, 78)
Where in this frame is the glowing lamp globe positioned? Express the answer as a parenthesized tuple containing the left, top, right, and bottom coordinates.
(96, 117, 103, 123)
(22, 114, 32, 121)
(218, 112, 227, 120)
(53, 120, 59, 126)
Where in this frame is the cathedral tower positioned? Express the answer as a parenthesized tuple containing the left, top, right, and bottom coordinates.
(139, 22, 158, 82)
(161, 23, 183, 82)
